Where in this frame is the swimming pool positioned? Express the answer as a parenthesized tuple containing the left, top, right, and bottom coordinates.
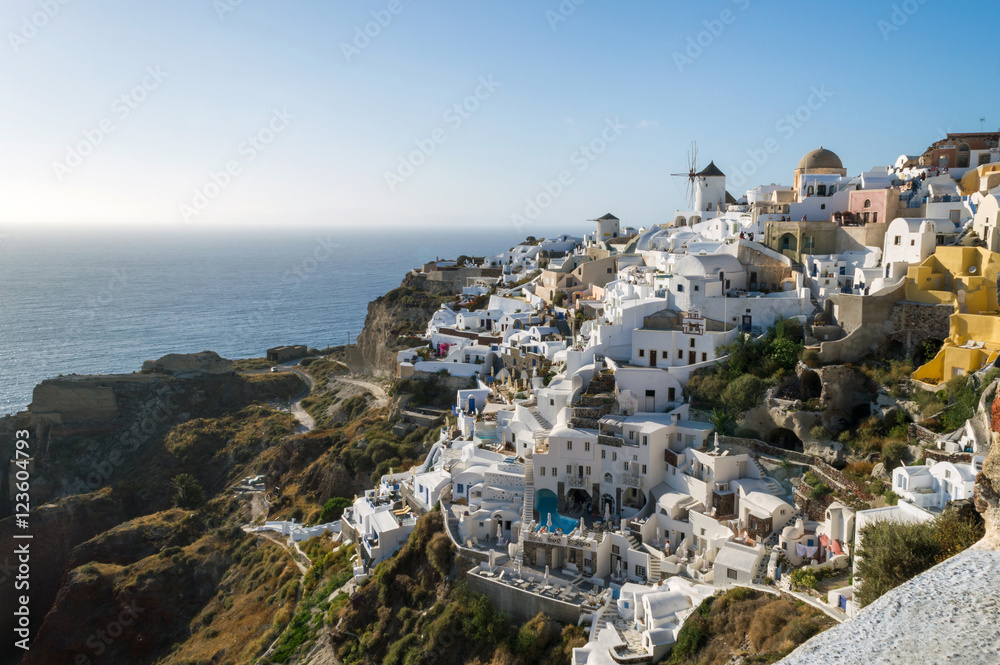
(535, 491, 580, 533)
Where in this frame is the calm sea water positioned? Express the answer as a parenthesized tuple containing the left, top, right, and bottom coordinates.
(0, 225, 540, 415)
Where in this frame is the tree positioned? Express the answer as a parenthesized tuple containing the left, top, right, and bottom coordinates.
(170, 473, 205, 509)
(708, 408, 734, 435)
(318, 497, 352, 523)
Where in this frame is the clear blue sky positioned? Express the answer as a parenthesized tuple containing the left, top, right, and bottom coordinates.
(1, 0, 996, 232)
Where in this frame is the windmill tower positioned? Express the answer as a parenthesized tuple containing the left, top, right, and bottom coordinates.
(694, 161, 726, 213)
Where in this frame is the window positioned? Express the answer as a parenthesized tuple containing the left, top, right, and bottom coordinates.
(694, 285, 699, 292)
(820, 204, 826, 210)
(550, 399, 555, 406)
(676, 284, 684, 292)
(612, 452, 617, 462)
(628, 430, 635, 440)
(950, 210, 961, 222)
(804, 236, 815, 250)
(552, 467, 556, 476)
(641, 464, 647, 474)
(700, 528, 706, 536)
(864, 199, 872, 208)
(612, 545, 620, 555)
(635, 565, 646, 578)
(584, 441, 590, 452)
(677, 350, 683, 359)
(457, 483, 464, 494)
(690, 338, 696, 348)
(540, 467, 546, 476)
(936, 235, 945, 245)
(642, 435, 648, 446)
(727, 568, 738, 580)
(911, 239, 916, 246)
(807, 185, 814, 196)
(566, 465, 571, 474)
(701, 352, 707, 362)
(639, 349, 645, 357)
(892, 235, 901, 246)
(586, 466, 591, 475)
(601, 449, 606, 459)
(567, 441, 573, 451)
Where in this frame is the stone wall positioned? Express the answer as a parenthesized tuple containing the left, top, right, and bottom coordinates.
(466, 570, 582, 624)
(31, 381, 119, 423)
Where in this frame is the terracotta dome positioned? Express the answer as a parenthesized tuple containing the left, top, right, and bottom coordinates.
(797, 147, 843, 171)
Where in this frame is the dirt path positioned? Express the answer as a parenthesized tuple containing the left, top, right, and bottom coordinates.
(333, 375, 389, 409)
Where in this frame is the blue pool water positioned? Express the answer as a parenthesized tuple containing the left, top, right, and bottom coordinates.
(535, 492, 579, 533)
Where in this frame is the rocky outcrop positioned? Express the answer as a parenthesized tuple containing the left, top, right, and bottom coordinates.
(30, 380, 119, 423)
(348, 273, 448, 376)
(141, 350, 234, 375)
(21, 532, 235, 665)
(974, 388, 1000, 547)
(0, 491, 127, 664)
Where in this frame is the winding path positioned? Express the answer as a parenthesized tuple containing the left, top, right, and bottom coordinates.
(333, 375, 389, 409)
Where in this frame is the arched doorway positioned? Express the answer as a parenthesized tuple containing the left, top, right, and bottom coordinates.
(767, 428, 803, 452)
(565, 488, 591, 515)
(800, 370, 822, 400)
(600, 493, 616, 518)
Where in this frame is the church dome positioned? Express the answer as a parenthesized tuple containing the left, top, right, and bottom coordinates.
(797, 147, 843, 171)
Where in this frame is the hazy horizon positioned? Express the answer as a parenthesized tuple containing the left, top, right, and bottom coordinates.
(4, 0, 998, 232)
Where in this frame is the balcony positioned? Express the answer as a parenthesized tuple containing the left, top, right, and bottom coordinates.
(568, 476, 590, 488)
(620, 475, 641, 488)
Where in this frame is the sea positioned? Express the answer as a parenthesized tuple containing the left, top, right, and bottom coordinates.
(0, 225, 551, 416)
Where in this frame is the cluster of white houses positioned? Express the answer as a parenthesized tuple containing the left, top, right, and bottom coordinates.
(332, 135, 1000, 664)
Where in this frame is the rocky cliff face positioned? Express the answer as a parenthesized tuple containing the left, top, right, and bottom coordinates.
(973, 389, 1000, 547)
(347, 272, 449, 376)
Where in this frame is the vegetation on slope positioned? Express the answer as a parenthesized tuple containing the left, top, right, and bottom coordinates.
(687, 319, 803, 417)
(665, 588, 834, 665)
(332, 512, 587, 665)
(855, 506, 984, 607)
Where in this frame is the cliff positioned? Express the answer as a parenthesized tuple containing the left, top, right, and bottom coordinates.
(347, 272, 453, 376)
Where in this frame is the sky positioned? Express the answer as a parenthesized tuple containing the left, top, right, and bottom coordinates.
(1, 0, 997, 233)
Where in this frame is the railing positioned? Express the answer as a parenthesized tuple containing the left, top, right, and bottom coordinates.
(568, 476, 589, 488)
(620, 475, 641, 488)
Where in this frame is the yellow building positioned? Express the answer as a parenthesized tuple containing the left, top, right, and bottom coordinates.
(908, 247, 1000, 386)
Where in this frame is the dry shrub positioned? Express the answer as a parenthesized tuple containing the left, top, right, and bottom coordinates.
(844, 460, 874, 479)
(747, 598, 799, 651)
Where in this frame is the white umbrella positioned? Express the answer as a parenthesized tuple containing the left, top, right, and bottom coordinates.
(544, 564, 549, 584)
(616, 559, 622, 578)
(604, 501, 610, 522)
(497, 523, 504, 541)
(547, 512, 553, 529)
(488, 548, 495, 571)
(579, 517, 586, 533)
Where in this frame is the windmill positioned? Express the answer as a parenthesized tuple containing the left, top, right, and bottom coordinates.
(671, 141, 699, 208)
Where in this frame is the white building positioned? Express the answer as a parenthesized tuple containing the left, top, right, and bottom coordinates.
(891, 457, 982, 514)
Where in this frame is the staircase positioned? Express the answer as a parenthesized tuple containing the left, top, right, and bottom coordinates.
(750, 457, 786, 495)
(517, 455, 535, 563)
(648, 554, 662, 582)
(530, 407, 552, 430)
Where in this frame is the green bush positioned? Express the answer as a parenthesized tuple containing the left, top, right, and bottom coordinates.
(789, 568, 819, 590)
(318, 497, 352, 523)
(855, 510, 984, 607)
(809, 425, 832, 441)
(720, 375, 767, 414)
(809, 483, 832, 500)
(882, 439, 908, 469)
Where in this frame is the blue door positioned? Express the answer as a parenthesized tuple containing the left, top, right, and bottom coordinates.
(468, 397, 476, 413)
